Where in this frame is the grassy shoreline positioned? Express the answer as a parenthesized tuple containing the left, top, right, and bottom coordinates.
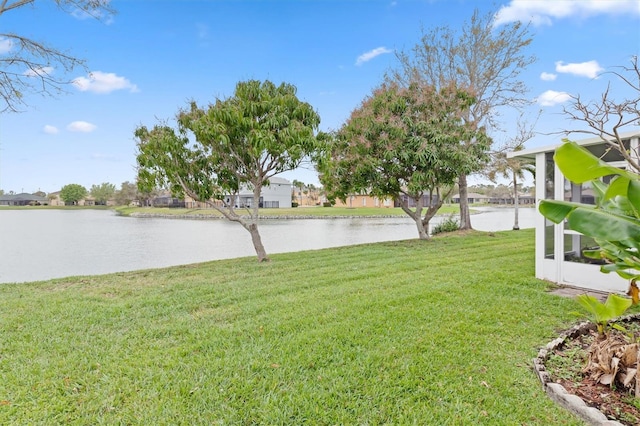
(0, 229, 584, 424)
(115, 205, 462, 219)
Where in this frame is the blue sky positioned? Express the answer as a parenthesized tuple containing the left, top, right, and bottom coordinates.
(1, 0, 639, 194)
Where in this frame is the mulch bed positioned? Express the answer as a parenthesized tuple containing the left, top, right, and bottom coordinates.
(545, 324, 640, 425)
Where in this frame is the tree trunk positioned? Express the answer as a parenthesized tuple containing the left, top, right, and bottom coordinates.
(414, 218, 430, 240)
(458, 174, 472, 230)
(250, 184, 269, 262)
(248, 222, 269, 262)
(397, 196, 430, 240)
(513, 173, 520, 230)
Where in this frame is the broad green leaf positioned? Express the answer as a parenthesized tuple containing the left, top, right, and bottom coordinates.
(554, 141, 635, 183)
(576, 294, 610, 323)
(604, 293, 633, 317)
(628, 180, 640, 216)
(605, 176, 630, 201)
(567, 208, 640, 242)
(538, 200, 578, 223)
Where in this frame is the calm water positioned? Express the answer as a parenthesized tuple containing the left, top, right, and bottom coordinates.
(0, 207, 535, 284)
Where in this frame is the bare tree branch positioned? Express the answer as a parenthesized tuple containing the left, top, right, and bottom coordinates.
(0, 0, 114, 112)
(562, 56, 640, 173)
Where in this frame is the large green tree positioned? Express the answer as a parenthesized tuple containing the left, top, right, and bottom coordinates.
(114, 181, 138, 206)
(135, 80, 321, 261)
(0, 0, 115, 112)
(89, 182, 115, 205)
(59, 183, 87, 205)
(319, 82, 490, 240)
(388, 8, 535, 230)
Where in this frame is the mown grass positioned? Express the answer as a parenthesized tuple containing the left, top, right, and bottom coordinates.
(0, 229, 583, 424)
(116, 205, 461, 218)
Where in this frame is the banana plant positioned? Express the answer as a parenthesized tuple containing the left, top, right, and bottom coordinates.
(576, 293, 632, 336)
(539, 140, 640, 298)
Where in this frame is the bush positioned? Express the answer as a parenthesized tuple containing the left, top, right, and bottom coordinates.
(291, 202, 299, 208)
(323, 202, 332, 207)
(431, 214, 459, 235)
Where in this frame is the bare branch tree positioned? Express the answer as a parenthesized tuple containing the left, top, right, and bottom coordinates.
(0, 0, 115, 112)
(387, 8, 536, 230)
(563, 56, 640, 173)
(488, 114, 537, 230)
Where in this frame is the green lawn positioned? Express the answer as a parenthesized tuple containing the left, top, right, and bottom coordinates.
(116, 205, 461, 218)
(0, 229, 584, 424)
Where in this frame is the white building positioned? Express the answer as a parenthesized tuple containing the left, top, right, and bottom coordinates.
(511, 131, 640, 293)
(236, 177, 292, 209)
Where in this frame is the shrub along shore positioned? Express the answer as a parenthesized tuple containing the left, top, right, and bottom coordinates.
(0, 229, 584, 424)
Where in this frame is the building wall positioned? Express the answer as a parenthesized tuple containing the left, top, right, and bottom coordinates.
(332, 195, 393, 208)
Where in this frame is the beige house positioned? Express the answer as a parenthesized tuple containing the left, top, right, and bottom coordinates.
(332, 194, 394, 208)
(48, 192, 113, 206)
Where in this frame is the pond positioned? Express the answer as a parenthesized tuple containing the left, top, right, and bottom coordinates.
(0, 207, 536, 284)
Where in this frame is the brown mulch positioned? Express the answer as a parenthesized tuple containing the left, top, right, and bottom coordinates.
(546, 328, 640, 425)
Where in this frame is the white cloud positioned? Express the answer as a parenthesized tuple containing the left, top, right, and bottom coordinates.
(73, 71, 139, 94)
(540, 72, 557, 81)
(555, 60, 604, 79)
(494, 0, 640, 26)
(90, 153, 118, 161)
(536, 90, 571, 107)
(0, 38, 13, 54)
(71, 7, 114, 25)
(356, 47, 393, 66)
(67, 121, 97, 133)
(23, 67, 54, 78)
(43, 125, 59, 134)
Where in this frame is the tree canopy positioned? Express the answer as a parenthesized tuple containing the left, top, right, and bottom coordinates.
(388, 8, 535, 230)
(135, 79, 321, 261)
(319, 82, 490, 240)
(89, 182, 115, 205)
(59, 183, 87, 205)
(0, 0, 115, 112)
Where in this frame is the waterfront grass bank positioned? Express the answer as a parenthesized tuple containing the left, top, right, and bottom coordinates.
(0, 229, 582, 424)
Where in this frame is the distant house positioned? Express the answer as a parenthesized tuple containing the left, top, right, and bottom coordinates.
(235, 177, 292, 208)
(451, 192, 489, 204)
(178, 177, 293, 209)
(394, 194, 440, 208)
(0, 192, 48, 206)
(333, 194, 394, 208)
(47, 192, 98, 206)
(488, 193, 536, 205)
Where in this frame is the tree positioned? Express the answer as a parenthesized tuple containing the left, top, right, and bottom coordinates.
(563, 55, 640, 172)
(291, 179, 305, 205)
(135, 80, 321, 261)
(388, 8, 535, 230)
(319, 82, 490, 240)
(0, 0, 114, 112)
(113, 181, 138, 206)
(89, 182, 115, 205)
(59, 183, 87, 205)
(487, 117, 536, 230)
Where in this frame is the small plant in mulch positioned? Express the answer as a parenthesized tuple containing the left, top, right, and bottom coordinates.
(546, 295, 640, 425)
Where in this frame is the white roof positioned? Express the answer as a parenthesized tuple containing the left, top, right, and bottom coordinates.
(267, 177, 291, 185)
(508, 129, 640, 160)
